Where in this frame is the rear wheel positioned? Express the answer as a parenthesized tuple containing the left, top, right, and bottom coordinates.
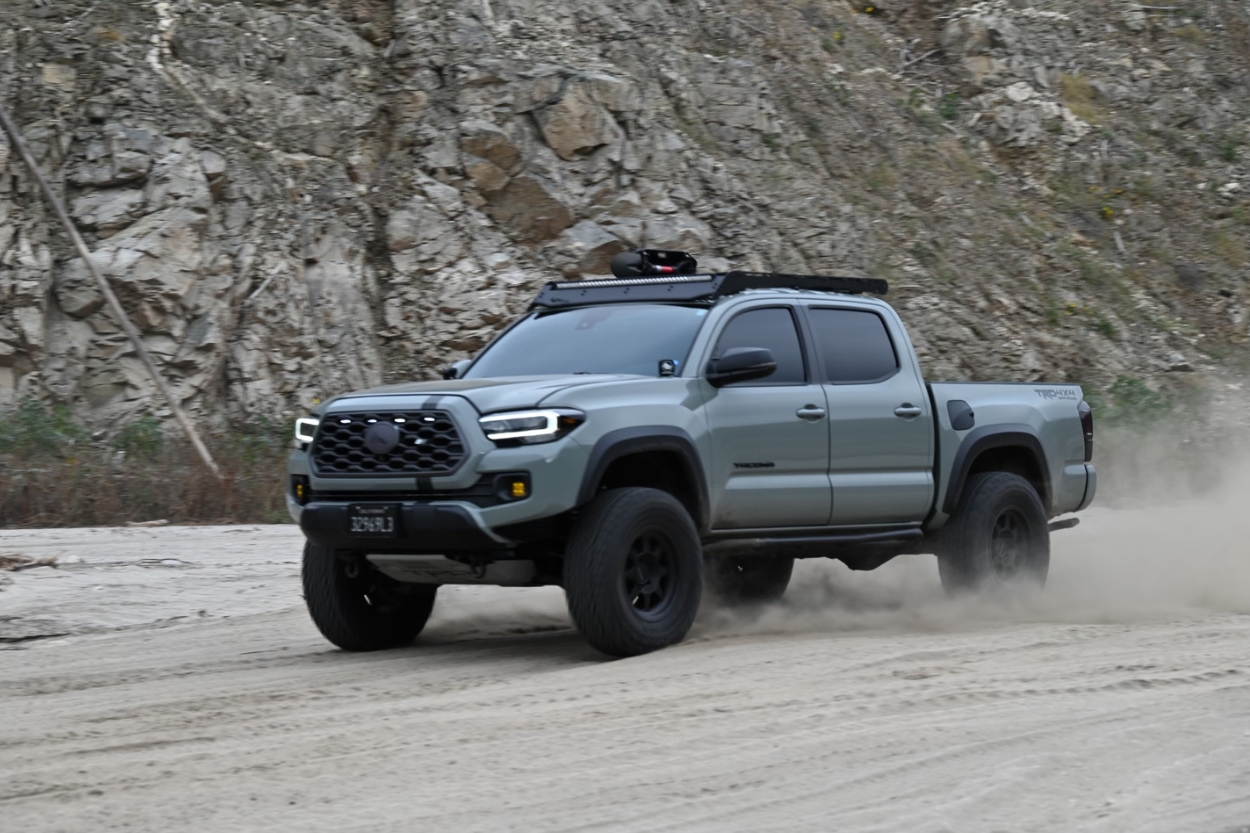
(706, 555, 794, 605)
(302, 542, 438, 651)
(563, 488, 703, 658)
(937, 472, 1049, 595)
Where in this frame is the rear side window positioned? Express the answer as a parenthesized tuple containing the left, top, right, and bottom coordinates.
(711, 307, 806, 384)
(808, 308, 899, 384)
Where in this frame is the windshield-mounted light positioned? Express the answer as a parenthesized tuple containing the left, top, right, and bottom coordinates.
(294, 417, 320, 446)
(479, 409, 585, 444)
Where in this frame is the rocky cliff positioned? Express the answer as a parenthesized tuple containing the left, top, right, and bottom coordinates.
(1, 0, 1247, 428)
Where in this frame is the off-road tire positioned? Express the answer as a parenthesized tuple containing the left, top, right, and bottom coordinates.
(937, 472, 1049, 595)
(705, 555, 794, 605)
(563, 488, 703, 658)
(302, 542, 437, 651)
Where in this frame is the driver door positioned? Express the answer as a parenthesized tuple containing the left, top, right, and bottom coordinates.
(702, 305, 832, 530)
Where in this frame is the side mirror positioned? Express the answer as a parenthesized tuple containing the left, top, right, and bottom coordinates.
(706, 347, 777, 388)
(441, 359, 472, 380)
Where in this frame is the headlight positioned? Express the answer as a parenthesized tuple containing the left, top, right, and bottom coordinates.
(294, 417, 320, 446)
(479, 409, 585, 444)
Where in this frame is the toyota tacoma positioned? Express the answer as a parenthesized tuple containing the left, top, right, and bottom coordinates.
(288, 250, 1097, 657)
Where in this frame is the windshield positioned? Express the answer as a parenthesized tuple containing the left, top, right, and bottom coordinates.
(464, 304, 708, 378)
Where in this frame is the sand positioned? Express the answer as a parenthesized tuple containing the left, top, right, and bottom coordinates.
(2, 488, 1249, 832)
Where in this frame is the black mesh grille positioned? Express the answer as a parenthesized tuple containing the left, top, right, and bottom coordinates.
(311, 411, 466, 476)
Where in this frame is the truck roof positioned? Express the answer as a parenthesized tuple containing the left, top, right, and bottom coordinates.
(530, 271, 890, 310)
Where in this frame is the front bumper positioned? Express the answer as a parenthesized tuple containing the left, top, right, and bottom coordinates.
(299, 501, 508, 553)
(289, 393, 592, 545)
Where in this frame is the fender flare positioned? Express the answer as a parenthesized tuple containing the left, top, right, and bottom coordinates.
(943, 424, 1052, 516)
(577, 426, 710, 532)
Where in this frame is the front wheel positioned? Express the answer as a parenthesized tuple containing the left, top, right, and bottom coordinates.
(937, 472, 1049, 595)
(563, 488, 703, 658)
(302, 542, 438, 651)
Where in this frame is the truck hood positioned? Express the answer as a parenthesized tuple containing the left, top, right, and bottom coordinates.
(324, 375, 646, 414)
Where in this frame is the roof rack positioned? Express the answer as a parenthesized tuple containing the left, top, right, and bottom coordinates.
(530, 271, 889, 309)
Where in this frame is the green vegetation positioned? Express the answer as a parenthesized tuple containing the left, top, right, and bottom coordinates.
(865, 163, 898, 193)
(937, 93, 961, 121)
(1092, 314, 1117, 340)
(0, 400, 291, 527)
(1085, 375, 1173, 427)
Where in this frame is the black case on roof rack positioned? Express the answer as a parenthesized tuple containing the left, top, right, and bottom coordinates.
(531, 271, 889, 310)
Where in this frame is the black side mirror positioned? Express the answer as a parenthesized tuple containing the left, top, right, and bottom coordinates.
(441, 359, 471, 380)
(706, 347, 777, 387)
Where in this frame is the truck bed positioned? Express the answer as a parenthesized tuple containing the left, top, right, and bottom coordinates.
(925, 382, 1095, 529)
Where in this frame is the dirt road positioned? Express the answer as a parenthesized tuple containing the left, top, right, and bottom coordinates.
(3, 494, 1249, 832)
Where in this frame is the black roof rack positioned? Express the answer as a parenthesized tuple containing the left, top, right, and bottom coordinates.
(531, 271, 889, 309)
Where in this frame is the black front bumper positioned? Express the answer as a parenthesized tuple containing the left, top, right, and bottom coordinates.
(299, 502, 504, 552)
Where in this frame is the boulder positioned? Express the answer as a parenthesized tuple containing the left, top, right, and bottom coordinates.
(484, 174, 575, 243)
(557, 221, 627, 274)
(533, 82, 623, 161)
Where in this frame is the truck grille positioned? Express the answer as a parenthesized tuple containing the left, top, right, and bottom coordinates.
(311, 411, 466, 476)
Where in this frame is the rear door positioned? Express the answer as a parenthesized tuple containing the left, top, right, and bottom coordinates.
(802, 305, 934, 524)
(702, 305, 832, 529)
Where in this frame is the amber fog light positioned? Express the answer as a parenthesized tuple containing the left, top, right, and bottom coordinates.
(291, 474, 311, 506)
(493, 473, 531, 502)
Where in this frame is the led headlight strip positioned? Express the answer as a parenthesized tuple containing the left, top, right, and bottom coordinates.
(294, 417, 320, 444)
(479, 409, 585, 443)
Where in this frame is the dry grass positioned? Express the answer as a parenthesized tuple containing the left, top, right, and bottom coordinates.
(0, 451, 290, 528)
(1212, 226, 1248, 268)
(1060, 73, 1104, 125)
(92, 27, 127, 43)
(1173, 23, 1206, 46)
(0, 402, 289, 528)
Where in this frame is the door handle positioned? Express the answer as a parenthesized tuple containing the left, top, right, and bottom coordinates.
(796, 406, 827, 421)
(894, 404, 923, 418)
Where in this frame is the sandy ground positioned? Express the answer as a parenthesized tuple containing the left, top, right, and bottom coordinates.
(2, 491, 1250, 832)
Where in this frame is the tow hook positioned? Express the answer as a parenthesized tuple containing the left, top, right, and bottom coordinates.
(340, 553, 364, 579)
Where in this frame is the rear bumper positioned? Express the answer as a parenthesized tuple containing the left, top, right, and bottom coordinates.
(299, 501, 508, 553)
(1076, 464, 1097, 512)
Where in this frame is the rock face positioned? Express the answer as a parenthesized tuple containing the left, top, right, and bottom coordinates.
(0, 0, 1248, 428)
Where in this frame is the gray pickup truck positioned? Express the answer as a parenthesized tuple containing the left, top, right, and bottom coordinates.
(288, 251, 1097, 657)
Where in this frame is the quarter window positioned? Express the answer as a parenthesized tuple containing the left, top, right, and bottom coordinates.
(711, 307, 806, 385)
(808, 308, 899, 384)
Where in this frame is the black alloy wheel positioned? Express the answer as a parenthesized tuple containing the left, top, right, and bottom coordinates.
(564, 488, 703, 658)
(625, 534, 675, 616)
(937, 472, 1050, 594)
(302, 542, 438, 651)
(989, 508, 1030, 581)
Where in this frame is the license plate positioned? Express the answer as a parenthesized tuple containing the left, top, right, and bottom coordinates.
(347, 504, 400, 538)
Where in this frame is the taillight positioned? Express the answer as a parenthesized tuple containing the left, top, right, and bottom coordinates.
(1078, 400, 1093, 462)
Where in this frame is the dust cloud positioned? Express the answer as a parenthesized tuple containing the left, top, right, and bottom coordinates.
(692, 446, 1250, 643)
(419, 456, 1250, 647)
(410, 423, 1250, 646)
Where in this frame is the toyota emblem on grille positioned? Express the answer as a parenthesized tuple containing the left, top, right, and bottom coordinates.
(363, 422, 401, 454)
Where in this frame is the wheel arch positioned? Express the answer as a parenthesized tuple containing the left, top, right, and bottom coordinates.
(943, 425, 1051, 516)
(577, 427, 710, 533)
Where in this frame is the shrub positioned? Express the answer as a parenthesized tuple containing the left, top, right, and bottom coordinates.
(0, 404, 291, 527)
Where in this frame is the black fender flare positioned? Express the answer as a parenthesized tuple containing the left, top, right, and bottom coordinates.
(577, 426, 710, 533)
(943, 424, 1052, 516)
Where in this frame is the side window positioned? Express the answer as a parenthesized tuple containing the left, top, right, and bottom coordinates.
(711, 307, 806, 384)
(808, 308, 899, 384)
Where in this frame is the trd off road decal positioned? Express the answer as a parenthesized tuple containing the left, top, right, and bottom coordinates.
(1034, 388, 1079, 401)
